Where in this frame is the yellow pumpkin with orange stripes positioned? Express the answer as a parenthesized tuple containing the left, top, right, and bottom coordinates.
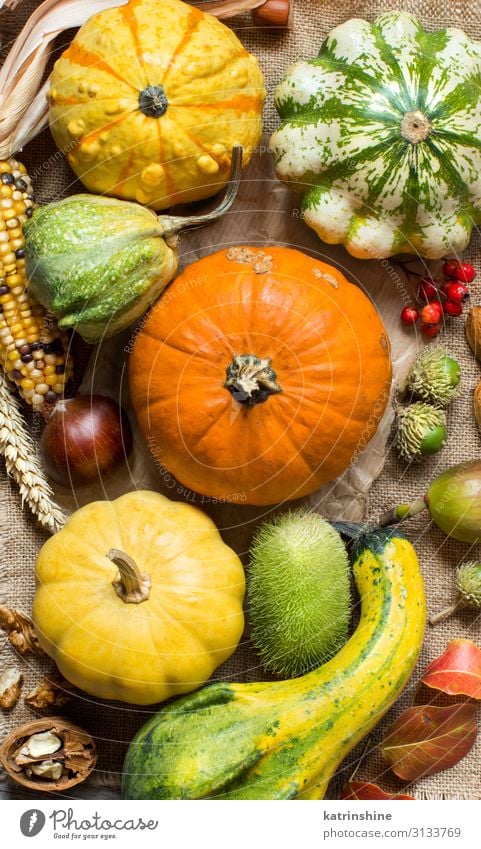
(48, 0, 265, 209)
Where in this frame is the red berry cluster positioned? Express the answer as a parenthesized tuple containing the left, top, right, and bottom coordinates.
(400, 259, 475, 337)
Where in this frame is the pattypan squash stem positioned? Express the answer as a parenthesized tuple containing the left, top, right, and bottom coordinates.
(108, 549, 151, 605)
(160, 146, 243, 240)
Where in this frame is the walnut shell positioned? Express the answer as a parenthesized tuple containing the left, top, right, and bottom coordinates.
(466, 306, 481, 361)
(0, 717, 96, 792)
(474, 380, 481, 433)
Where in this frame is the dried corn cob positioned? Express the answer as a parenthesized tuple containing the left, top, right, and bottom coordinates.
(0, 157, 73, 411)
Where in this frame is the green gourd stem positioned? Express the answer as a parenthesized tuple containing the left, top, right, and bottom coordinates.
(160, 146, 243, 239)
(108, 549, 151, 605)
(377, 498, 427, 527)
(429, 600, 461, 626)
(224, 353, 282, 406)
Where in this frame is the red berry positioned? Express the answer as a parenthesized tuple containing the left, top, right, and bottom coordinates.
(444, 281, 470, 304)
(421, 322, 441, 338)
(416, 277, 439, 302)
(443, 259, 460, 278)
(444, 299, 463, 317)
(400, 306, 419, 325)
(420, 302, 443, 325)
(455, 262, 476, 283)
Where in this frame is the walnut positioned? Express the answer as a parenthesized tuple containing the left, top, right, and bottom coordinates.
(473, 380, 481, 433)
(0, 606, 44, 655)
(466, 306, 481, 361)
(24, 674, 75, 711)
(0, 717, 97, 791)
(0, 667, 23, 709)
(17, 730, 62, 762)
(29, 760, 63, 780)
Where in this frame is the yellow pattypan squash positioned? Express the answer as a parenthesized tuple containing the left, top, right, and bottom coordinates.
(48, 0, 265, 209)
(32, 492, 245, 705)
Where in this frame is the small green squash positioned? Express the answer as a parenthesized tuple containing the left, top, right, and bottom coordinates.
(271, 11, 481, 259)
(24, 149, 241, 344)
(122, 526, 426, 800)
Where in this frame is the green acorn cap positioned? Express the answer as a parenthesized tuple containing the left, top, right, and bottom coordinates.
(430, 561, 481, 623)
(456, 562, 481, 608)
(405, 346, 461, 407)
(394, 402, 447, 462)
(248, 509, 351, 678)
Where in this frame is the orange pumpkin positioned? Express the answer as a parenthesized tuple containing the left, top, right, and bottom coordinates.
(129, 247, 392, 506)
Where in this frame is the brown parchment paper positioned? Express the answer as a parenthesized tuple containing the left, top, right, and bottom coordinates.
(1, 0, 481, 800)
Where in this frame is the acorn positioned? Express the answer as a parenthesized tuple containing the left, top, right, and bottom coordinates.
(430, 562, 481, 624)
(404, 346, 460, 407)
(394, 402, 447, 462)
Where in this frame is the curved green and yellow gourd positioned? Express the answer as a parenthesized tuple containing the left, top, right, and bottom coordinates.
(122, 527, 426, 799)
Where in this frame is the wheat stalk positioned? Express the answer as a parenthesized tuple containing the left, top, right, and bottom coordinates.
(0, 371, 66, 534)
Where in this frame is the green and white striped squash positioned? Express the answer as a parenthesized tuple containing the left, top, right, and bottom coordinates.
(270, 11, 481, 259)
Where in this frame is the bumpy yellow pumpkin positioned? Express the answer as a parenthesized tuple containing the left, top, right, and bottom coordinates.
(32, 492, 245, 705)
(48, 0, 265, 209)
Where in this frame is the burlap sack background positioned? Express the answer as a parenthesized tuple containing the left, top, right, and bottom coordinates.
(1, 0, 481, 800)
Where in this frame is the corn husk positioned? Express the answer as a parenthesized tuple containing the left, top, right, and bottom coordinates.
(0, 0, 130, 157)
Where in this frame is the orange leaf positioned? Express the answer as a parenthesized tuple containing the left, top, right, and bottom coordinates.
(422, 639, 481, 699)
(382, 703, 477, 781)
(342, 781, 414, 800)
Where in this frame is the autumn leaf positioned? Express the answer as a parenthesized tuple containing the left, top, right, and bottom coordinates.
(342, 781, 414, 800)
(422, 639, 481, 699)
(382, 703, 477, 781)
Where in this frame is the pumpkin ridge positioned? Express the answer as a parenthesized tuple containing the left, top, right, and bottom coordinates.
(171, 120, 219, 160)
(424, 136, 473, 213)
(74, 110, 136, 151)
(311, 55, 406, 115)
(300, 137, 404, 197)
(371, 19, 416, 108)
(153, 113, 176, 198)
(62, 40, 136, 91)
(432, 128, 481, 153)
(430, 77, 481, 121)
(118, 2, 148, 86)
(162, 4, 204, 84)
(416, 28, 450, 112)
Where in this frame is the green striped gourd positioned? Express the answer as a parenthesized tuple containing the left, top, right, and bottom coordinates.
(270, 11, 481, 259)
(122, 527, 426, 800)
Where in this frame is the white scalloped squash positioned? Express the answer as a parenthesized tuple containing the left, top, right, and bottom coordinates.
(270, 11, 481, 259)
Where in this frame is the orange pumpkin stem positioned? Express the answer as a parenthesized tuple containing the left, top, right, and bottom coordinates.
(224, 353, 282, 407)
(108, 548, 151, 605)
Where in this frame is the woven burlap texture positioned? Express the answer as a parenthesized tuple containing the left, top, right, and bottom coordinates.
(1, 0, 481, 800)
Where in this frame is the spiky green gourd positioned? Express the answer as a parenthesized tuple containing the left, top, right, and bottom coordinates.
(405, 346, 461, 407)
(394, 402, 447, 461)
(248, 510, 351, 678)
(271, 11, 481, 259)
